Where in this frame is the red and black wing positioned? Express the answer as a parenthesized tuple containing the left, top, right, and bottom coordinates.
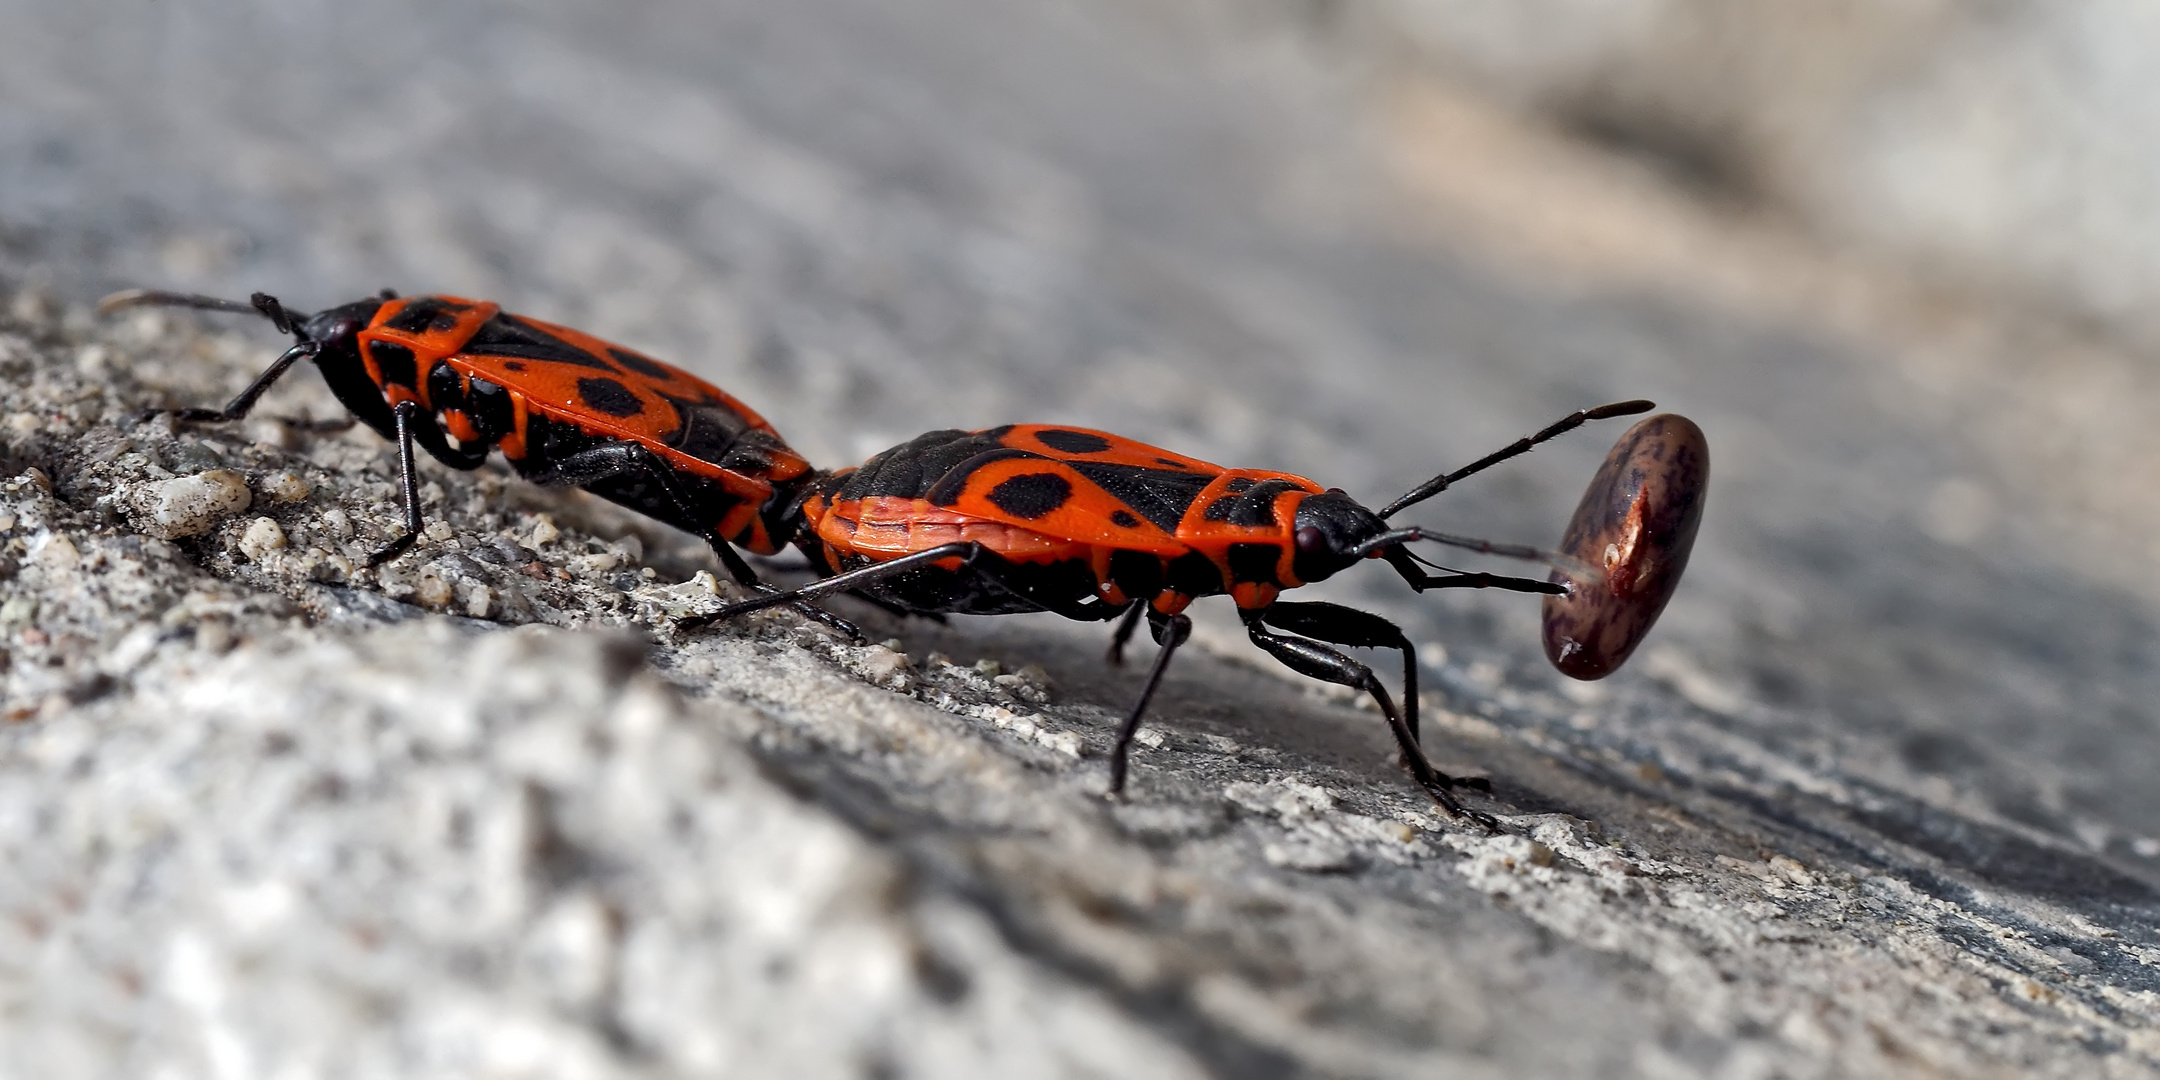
(439, 308, 809, 485)
(976, 427, 1323, 550)
(824, 425, 1322, 555)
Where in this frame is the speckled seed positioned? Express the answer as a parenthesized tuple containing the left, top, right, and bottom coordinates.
(1542, 414, 1708, 680)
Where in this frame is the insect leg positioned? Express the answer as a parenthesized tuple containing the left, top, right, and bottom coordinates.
(1242, 610, 1496, 827)
(1259, 600, 1428, 750)
(138, 340, 320, 425)
(1106, 601, 1145, 666)
(707, 542, 865, 640)
(1381, 547, 1562, 595)
(528, 442, 863, 639)
(738, 552, 933, 620)
(678, 542, 984, 631)
(367, 401, 426, 567)
(694, 539, 852, 635)
(1107, 608, 1191, 797)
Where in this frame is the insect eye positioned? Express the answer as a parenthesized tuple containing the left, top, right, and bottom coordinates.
(311, 317, 362, 349)
(1295, 526, 1327, 554)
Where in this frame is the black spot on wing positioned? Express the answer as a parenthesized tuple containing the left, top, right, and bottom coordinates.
(608, 347, 675, 380)
(925, 447, 1043, 506)
(577, 377, 645, 418)
(1156, 457, 1195, 469)
(985, 472, 1073, 520)
(384, 297, 471, 335)
(1067, 463, 1212, 532)
(463, 315, 618, 370)
(369, 341, 418, 388)
(1202, 479, 1299, 526)
(1034, 429, 1113, 454)
(503, 361, 526, 372)
(1109, 509, 1140, 528)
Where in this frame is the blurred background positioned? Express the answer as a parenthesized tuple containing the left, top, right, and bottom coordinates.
(8, 0, 2160, 1051)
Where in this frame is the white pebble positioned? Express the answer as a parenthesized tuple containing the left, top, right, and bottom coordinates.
(854, 646, 911, 688)
(259, 471, 310, 504)
(571, 552, 619, 575)
(318, 507, 352, 539)
(416, 573, 455, 609)
(143, 469, 252, 539)
(237, 517, 287, 561)
(36, 533, 80, 571)
(1040, 731, 1082, 758)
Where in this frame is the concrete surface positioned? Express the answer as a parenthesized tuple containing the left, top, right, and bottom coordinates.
(1365, 0, 2160, 336)
(6, 1, 2160, 1076)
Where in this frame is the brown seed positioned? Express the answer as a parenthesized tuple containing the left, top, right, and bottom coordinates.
(1542, 413, 1708, 679)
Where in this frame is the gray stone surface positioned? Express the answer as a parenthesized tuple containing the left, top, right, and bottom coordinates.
(1364, 0, 2160, 335)
(6, 1, 2160, 1076)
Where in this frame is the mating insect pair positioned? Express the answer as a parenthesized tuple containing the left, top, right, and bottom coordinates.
(105, 287, 1706, 823)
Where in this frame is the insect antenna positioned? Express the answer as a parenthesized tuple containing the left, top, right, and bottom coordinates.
(1353, 525, 1603, 583)
(1377, 399, 1653, 519)
(1400, 548, 1462, 573)
(98, 290, 313, 340)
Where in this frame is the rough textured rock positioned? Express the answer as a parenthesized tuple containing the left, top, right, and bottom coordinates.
(6, 1, 2160, 1077)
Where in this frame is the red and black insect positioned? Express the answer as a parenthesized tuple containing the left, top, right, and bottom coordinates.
(100, 289, 823, 602)
(684, 401, 1658, 821)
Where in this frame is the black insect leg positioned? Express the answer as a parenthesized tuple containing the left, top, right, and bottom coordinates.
(709, 539, 865, 640)
(1107, 608, 1191, 797)
(1242, 610, 1496, 827)
(1260, 601, 1424, 747)
(1105, 601, 1145, 666)
(749, 560, 929, 621)
(678, 542, 984, 631)
(1381, 547, 1562, 596)
(525, 442, 862, 639)
(138, 340, 320, 425)
(368, 401, 426, 567)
